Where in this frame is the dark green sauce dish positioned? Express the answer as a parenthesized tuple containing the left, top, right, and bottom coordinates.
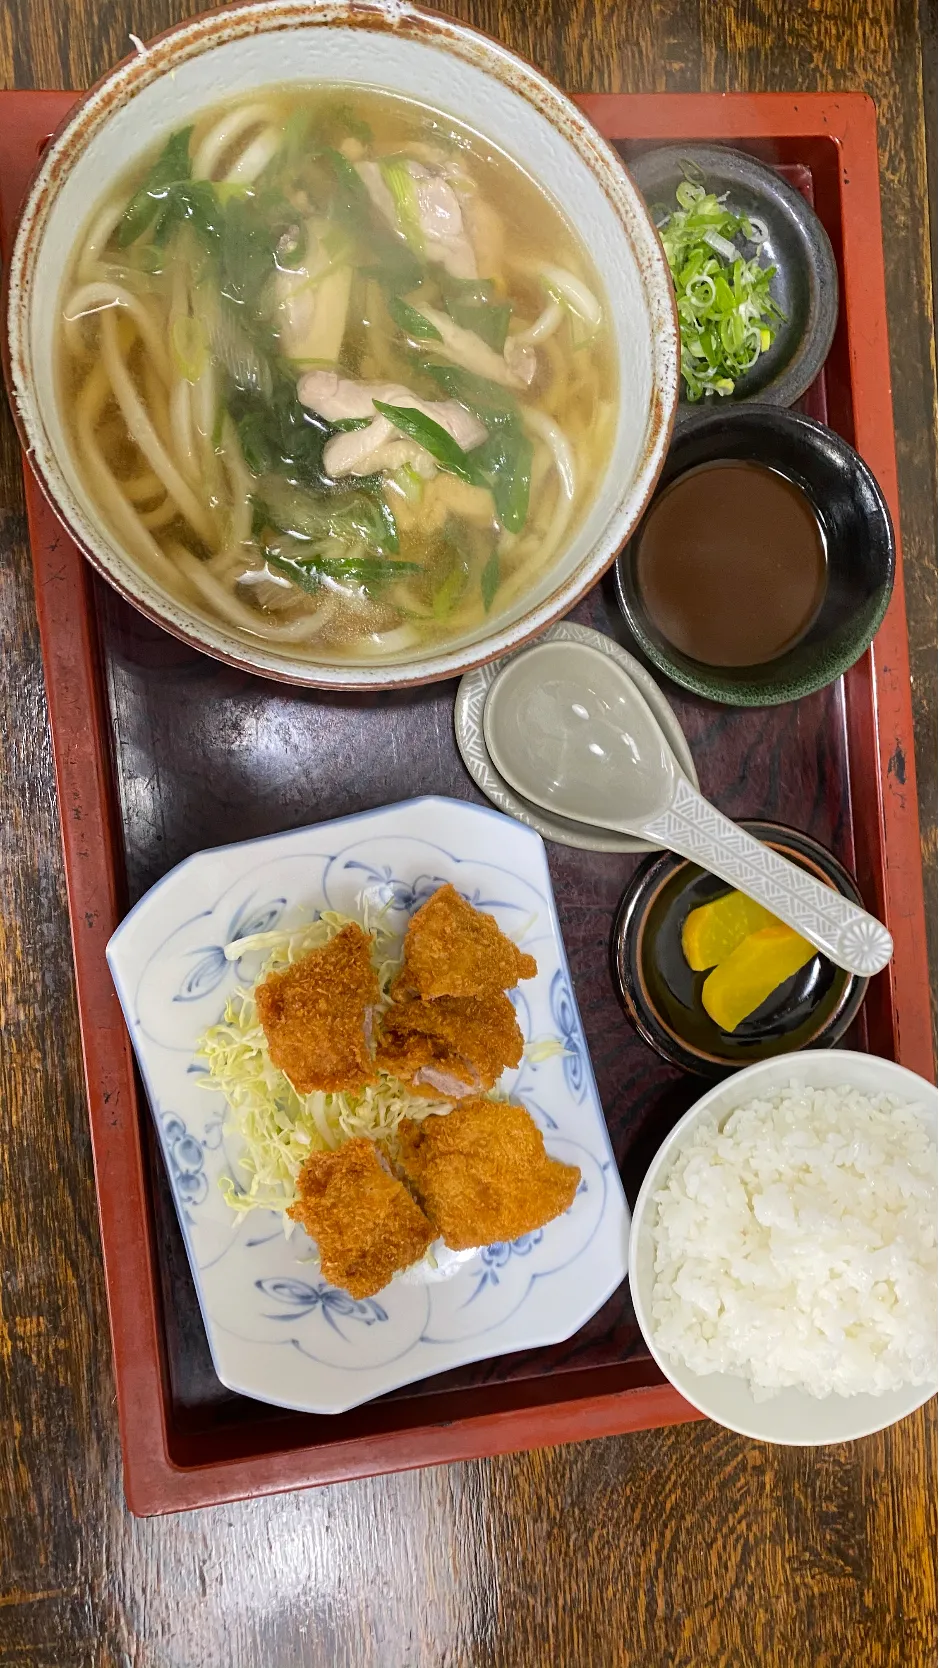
(614, 405, 895, 707)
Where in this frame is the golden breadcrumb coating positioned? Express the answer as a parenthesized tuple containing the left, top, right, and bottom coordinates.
(376, 992, 523, 1096)
(255, 923, 379, 1094)
(393, 884, 537, 1000)
(397, 1098, 580, 1251)
(287, 1137, 435, 1298)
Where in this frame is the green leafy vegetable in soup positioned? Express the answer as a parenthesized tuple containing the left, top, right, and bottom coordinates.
(57, 87, 617, 660)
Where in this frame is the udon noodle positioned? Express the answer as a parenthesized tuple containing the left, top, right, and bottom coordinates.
(57, 88, 617, 660)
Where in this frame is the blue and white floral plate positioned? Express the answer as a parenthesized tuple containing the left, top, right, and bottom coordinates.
(106, 796, 630, 1415)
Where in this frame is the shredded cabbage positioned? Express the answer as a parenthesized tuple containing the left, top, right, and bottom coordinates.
(196, 908, 450, 1229)
(523, 1037, 571, 1066)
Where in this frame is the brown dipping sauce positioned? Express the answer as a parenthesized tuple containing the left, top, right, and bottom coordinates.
(635, 460, 827, 667)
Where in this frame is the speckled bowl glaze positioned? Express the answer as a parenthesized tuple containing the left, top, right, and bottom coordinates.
(614, 405, 895, 706)
(5, 0, 679, 691)
(611, 821, 869, 1077)
(629, 143, 839, 413)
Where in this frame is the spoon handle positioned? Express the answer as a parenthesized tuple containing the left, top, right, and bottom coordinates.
(642, 778, 893, 976)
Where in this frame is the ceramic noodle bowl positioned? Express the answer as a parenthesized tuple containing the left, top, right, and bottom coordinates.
(5, 0, 679, 690)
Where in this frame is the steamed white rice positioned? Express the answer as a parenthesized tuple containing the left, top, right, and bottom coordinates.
(649, 1082, 937, 1400)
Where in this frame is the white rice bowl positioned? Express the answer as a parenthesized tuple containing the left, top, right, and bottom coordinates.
(629, 1051, 938, 1445)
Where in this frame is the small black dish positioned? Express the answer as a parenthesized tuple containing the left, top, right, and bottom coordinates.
(614, 404, 895, 706)
(611, 822, 868, 1078)
(629, 142, 838, 411)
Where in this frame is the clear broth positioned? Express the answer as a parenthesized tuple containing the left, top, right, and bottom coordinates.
(57, 87, 618, 663)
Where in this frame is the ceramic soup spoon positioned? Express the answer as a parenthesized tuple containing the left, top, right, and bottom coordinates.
(483, 641, 893, 977)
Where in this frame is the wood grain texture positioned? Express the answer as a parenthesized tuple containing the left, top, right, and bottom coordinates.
(0, 2, 934, 1666)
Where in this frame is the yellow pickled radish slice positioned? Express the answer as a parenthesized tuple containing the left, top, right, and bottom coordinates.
(701, 924, 816, 1032)
(681, 890, 779, 971)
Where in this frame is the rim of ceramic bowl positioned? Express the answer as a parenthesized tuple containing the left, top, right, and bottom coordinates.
(613, 403, 896, 706)
(627, 1049, 938, 1444)
(5, 0, 680, 691)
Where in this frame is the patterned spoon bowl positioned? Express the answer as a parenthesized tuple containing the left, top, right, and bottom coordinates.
(483, 640, 893, 977)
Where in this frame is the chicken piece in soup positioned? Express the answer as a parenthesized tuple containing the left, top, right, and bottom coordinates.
(57, 87, 617, 662)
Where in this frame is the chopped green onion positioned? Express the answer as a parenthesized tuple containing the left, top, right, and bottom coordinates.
(372, 400, 482, 485)
(702, 228, 739, 261)
(265, 549, 418, 594)
(474, 428, 532, 533)
(253, 476, 399, 556)
(334, 103, 373, 147)
(657, 176, 785, 401)
(480, 545, 500, 611)
(116, 126, 193, 247)
(447, 296, 512, 351)
(379, 157, 424, 254)
(678, 157, 706, 185)
(392, 463, 425, 504)
(675, 180, 705, 210)
(388, 295, 442, 341)
(170, 313, 208, 383)
(432, 561, 469, 618)
(324, 149, 423, 293)
(414, 364, 531, 534)
(440, 276, 513, 351)
(420, 362, 519, 427)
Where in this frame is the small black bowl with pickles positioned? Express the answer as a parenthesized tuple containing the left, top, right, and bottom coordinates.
(611, 821, 868, 1077)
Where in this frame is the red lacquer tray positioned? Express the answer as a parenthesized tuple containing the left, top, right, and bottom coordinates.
(1, 90, 930, 1515)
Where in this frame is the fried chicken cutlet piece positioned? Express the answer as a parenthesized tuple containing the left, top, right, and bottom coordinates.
(376, 992, 524, 1098)
(287, 1137, 435, 1299)
(393, 884, 537, 1000)
(255, 924, 379, 1095)
(397, 1098, 580, 1251)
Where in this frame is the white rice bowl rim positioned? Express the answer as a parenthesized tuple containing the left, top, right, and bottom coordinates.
(628, 1049, 938, 1446)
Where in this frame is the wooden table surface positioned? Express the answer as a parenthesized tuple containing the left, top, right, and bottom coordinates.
(0, 1, 935, 1664)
